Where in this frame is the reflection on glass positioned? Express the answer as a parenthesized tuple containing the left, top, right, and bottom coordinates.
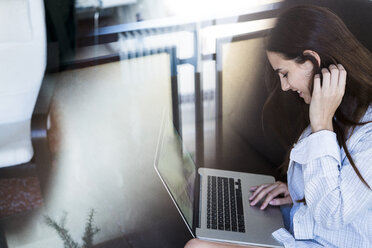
(119, 31, 194, 59)
(202, 60, 217, 162)
(75, 0, 283, 25)
(201, 18, 276, 55)
(164, 0, 282, 19)
(178, 64, 196, 154)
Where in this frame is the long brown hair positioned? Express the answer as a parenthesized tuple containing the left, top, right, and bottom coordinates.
(262, 5, 372, 195)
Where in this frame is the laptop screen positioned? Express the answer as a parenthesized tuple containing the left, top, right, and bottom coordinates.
(154, 114, 196, 230)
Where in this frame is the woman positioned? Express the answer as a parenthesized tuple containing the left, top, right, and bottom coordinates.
(185, 5, 372, 248)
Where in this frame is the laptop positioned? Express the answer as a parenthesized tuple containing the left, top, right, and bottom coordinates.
(154, 112, 284, 247)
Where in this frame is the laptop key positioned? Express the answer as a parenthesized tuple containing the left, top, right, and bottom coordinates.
(235, 181, 245, 233)
(236, 190, 243, 215)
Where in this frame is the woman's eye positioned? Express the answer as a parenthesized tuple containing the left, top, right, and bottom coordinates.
(282, 73, 288, 78)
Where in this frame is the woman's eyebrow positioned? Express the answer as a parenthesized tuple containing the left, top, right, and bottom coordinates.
(274, 68, 283, 74)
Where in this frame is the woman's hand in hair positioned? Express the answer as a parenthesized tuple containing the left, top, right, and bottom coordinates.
(249, 181, 292, 210)
(310, 64, 347, 133)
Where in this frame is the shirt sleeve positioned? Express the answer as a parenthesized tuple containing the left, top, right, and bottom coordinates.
(272, 228, 327, 248)
(289, 127, 372, 230)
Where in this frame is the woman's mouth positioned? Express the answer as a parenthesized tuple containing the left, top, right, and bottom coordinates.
(297, 90, 303, 98)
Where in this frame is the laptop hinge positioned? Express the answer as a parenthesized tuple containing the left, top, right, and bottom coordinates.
(192, 172, 201, 231)
(198, 174, 202, 228)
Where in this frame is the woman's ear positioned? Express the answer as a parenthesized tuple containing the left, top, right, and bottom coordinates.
(303, 50, 321, 67)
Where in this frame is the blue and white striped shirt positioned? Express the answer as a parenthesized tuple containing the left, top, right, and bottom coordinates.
(273, 105, 372, 248)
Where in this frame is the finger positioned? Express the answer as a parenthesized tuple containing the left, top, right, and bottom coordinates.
(269, 195, 293, 206)
(250, 185, 259, 191)
(249, 184, 270, 200)
(259, 185, 289, 210)
(321, 68, 331, 91)
(250, 183, 279, 206)
(337, 64, 347, 94)
(328, 64, 339, 92)
(313, 74, 321, 93)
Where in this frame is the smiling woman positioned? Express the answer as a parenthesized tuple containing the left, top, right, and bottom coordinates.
(266, 50, 318, 104)
(264, 4, 372, 177)
(254, 4, 372, 247)
(185, 4, 372, 248)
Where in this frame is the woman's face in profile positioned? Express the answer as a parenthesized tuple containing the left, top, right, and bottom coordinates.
(266, 51, 314, 104)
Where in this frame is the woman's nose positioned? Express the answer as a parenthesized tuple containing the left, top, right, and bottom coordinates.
(281, 79, 291, 91)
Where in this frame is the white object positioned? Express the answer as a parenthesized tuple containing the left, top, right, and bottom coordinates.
(0, 0, 46, 167)
(75, 0, 136, 9)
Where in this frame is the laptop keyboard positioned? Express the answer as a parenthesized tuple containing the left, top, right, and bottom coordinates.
(206, 176, 245, 233)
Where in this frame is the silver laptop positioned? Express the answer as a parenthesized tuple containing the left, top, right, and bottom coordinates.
(154, 112, 284, 247)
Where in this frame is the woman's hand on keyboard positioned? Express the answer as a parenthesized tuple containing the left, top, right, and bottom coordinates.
(249, 181, 292, 210)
